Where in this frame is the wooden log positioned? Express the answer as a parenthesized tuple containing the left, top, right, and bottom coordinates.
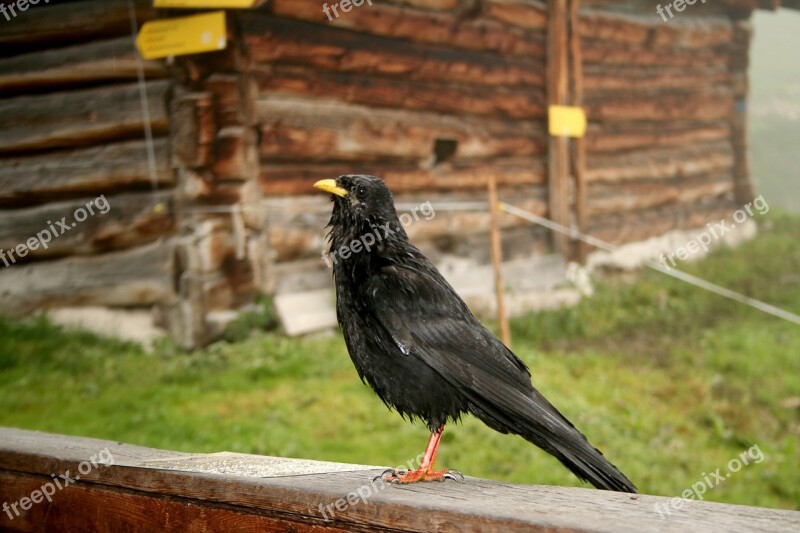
(0, 37, 167, 96)
(254, 65, 547, 119)
(242, 16, 545, 88)
(0, 80, 170, 155)
(170, 92, 216, 170)
(585, 122, 731, 153)
(585, 141, 734, 183)
(260, 158, 547, 197)
(383, 0, 460, 9)
(587, 174, 735, 215)
(583, 65, 730, 92)
(589, 196, 740, 246)
(0, 0, 156, 52)
(0, 241, 175, 317)
(267, 0, 545, 57)
(212, 127, 260, 181)
(0, 138, 173, 207)
(650, 18, 734, 49)
(0, 190, 174, 260)
(203, 73, 258, 128)
(484, 0, 548, 30)
(257, 95, 545, 163)
(584, 90, 734, 122)
(581, 42, 728, 69)
(579, 12, 733, 49)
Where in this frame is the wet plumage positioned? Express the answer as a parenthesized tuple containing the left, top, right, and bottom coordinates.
(315, 174, 636, 492)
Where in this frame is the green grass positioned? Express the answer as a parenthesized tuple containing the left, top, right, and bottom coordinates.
(1, 214, 799, 511)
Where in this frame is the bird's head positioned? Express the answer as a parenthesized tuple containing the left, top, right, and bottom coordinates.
(314, 175, 407, 261)
(314, 174, 404, 229)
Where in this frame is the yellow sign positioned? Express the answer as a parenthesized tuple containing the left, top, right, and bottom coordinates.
(154, 0, 263, 7)
(136, 11, 227, 60)
(548, 105, 587, 138)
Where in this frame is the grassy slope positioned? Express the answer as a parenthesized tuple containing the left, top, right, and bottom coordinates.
(0, 215, 798, 511)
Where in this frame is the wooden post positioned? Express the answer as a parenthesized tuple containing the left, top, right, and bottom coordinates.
(569, 0, 587, 262)
(547, 0, 571, 257)
(488, 176, 511, 348)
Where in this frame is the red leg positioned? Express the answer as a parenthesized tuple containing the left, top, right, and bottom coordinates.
(382, 425, 462, 484)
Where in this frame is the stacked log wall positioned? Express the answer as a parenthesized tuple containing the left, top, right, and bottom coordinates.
(247, 0, 757, 264)
(0, 0, 178, 315)
(579, 3, 755, 245)
(0, 0, 270, 347)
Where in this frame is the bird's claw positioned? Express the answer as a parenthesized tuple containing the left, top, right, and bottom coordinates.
(442, 469, 465, 481)
(374, 468, 406, 483)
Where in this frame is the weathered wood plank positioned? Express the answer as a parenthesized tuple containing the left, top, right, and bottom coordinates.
(0, 37, 167, 95)
(579, 11, 733, 49)
(484, 0, 548, 30)
(587, 174, 735, 215)
(0, 241, 175, 317)
(267, 0, 545, 57)
(0, 0, 156, 52)
(0, 191, 174, 260)
(581, 41, 729, 69)
(583, 65, 730, 92)
(0, 138, 173, 206)
(0, 80, 170, 155)
(255, 65, 546, 119)
(585, 141, 734, 182)
(257, 95, 545, 163)
(585, 122, 731, 153)
(260, 158, 546, 197)
(243, 16, 545, 88)
(170, 92, 216, 169)
(590, 196, 740, 246)
(0, 428, 798, 533)
(585, 89, 734, 122)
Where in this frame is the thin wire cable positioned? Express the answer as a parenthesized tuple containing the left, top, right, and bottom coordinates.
(499, 201, 800, 327)
(127, 0, 160, 192)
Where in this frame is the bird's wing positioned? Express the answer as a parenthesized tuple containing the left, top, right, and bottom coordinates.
(365, 263, 534, 396)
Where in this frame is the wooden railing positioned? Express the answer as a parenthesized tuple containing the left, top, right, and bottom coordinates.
(0, 428, 797, 532)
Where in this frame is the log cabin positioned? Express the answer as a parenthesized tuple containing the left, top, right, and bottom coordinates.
(0, 0, 793, 346)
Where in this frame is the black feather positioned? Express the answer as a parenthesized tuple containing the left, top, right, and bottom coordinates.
(324, 174, 637, 493)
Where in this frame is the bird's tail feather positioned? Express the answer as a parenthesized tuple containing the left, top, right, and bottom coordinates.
(519, 392, 637, 493)
(471, 386, 637, 493)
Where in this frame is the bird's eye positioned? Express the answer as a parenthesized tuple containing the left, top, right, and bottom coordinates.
(356, 185, 367, 198)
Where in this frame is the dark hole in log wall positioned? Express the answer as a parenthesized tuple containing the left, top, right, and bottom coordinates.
(433, 139, 458, 165)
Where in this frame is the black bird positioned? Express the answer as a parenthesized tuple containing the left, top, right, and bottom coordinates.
(314, 175, 636, 492)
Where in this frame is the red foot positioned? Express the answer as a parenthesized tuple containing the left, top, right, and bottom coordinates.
(375, 425, 464, 485)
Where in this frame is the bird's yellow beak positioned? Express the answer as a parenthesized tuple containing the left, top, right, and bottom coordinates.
(313, 179, 348, 198)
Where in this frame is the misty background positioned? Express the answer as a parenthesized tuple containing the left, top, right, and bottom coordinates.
(750, 9, 800, 213)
